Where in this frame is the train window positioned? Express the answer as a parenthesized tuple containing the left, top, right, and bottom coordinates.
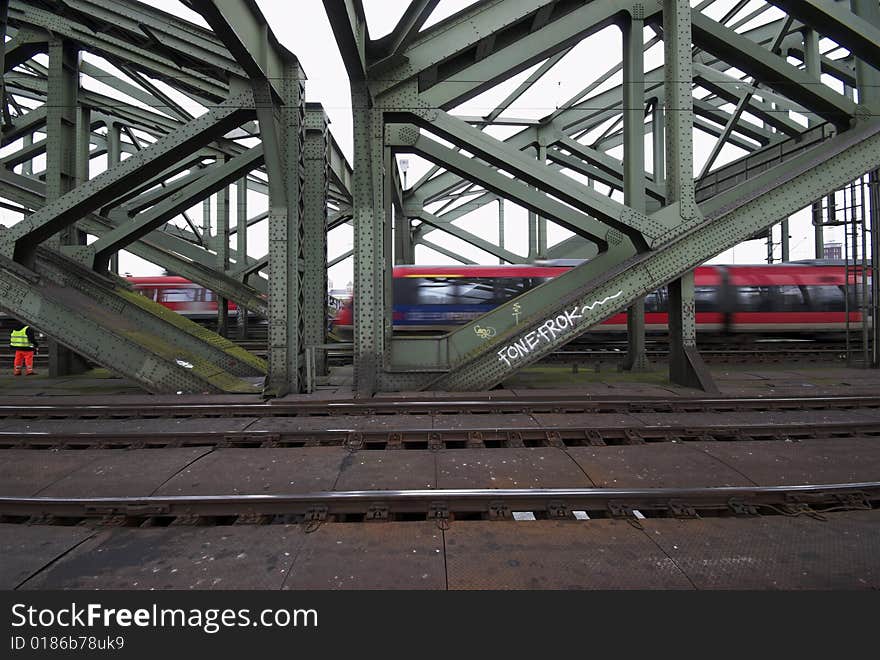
(804, 285, 845, 311)
(645, 287, 668, 313)
(134, 287, 158, 301)
(204, 289, 216, 302)
(694, 286, 718, 312)
(159, 288, 199, 302)
(776, 285, 810, 311)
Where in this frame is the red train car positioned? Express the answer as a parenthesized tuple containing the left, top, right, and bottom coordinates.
(127, 276, 238, 320)
(331, 262, 870, 339)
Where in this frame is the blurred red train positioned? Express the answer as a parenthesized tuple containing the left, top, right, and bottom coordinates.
(331, 261, 871, 339)
(127, 275, 241, 321)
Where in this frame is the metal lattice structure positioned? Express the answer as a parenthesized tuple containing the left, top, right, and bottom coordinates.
(1, 0, 879, 395)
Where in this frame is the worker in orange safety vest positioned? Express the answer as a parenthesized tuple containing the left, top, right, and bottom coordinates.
(10, 324, 38, 376)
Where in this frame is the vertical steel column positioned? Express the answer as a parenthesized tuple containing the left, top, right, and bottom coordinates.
(623, 11, 650, 372)
(851, 0, 880, 366)
(536, 142, 548, 258)
(264, 60, 306, 396)
(45, 38, 88, 377)
(652, 103, 665, 190)
(216, 176, 230, 338)
(804, 28, 825, 258)
(236, 177, 249, 339)
(663, 0, 716, 392)
(781, 219, 790, 261)
(304, 105, 330, 378)
(498, 199, 505, 265)
(106, 122, 121, 274)
(351, 82, 386, 396)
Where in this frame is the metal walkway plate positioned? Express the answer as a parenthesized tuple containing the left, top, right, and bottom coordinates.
(645, 511, 880, 589)
(154, 448, 348, 495)
(334, 451, 437, 490)
(20, 526, 306, 590)
(283, 522, 445, 590)
(0, 524, 94, 589)
(696, 438, 880, 485)
(38, 448, 212, 497)
(567, 444, 754, 488)
(437, 448, 593, 489)
(0, 449, 105, 496)
(445, 520, 692, 589)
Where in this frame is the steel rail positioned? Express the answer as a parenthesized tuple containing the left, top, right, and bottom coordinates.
(1, 482, 876, 520)
(1, 419, 879, 450)
(2, 394, 880, 419)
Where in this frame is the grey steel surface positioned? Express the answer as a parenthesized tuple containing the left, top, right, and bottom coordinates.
(0, 524, 94, 589)
(567, 444, 754, 489)
(38, 448, 211, 498)
(445, 520, 692, 590)
(697, 438, 880, 486)
(646, 511, 880, 589)
(283, 522, 446, 590)
(334, 451, 437, 491)
(21, 526, 306, 590)
(0, 449, 105, 496)
(153, 448, 349, 496)
(436, 448, 594, 489)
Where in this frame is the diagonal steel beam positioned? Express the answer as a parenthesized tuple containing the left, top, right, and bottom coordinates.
(417, 211, 521, 263)
(0, 81, 256, 264)
(89, 147, 264, 270)
(690, 11, 857, 129)
(768, 0, 880, 74)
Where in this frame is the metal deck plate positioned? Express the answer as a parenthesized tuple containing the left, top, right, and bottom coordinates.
(38, 448, 212, 497)
(696, 438, 880, 485)
(283, 522, 445, 589)
(0, 524, 95, 589)
(437, 448, 593, 488)
(629, 409, 880, 427)
(431, 413, 539, 430)
(531, 413, 645, 428)
(334, 451, 436, 490)
(154, 448, 348, 495)
(0, 450, 105, 496)
(0, 418, 260, 433)
(246, 414, 434, 433)
(645, 511, 880, 589)
(21, 526, 306, 590)
(567, 444, 754, 488)
(444, 520, 692, 589)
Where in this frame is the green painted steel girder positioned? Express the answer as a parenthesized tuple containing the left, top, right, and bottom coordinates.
(189, 0, 299, 103)
(424, 119, 880, 390)
(417, 211, 522, 263)
(0, 81, 256, 264)
(398, 111, 669, 245)
(767, 0, 880, 74)
(322, 0, 369, 82)
(89, 146, 264, 269)
(691, 11, 857, 129)
(0, 167, 269, 313)
(389, 124, 616, 248)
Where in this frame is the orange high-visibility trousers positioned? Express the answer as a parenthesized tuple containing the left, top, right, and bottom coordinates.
(13, 350, 34, 375)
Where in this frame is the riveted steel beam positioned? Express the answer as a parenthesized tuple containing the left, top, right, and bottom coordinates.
(691, 11, 857, 129)
(422, 119, 880, 390)
(0, 167, 268, 314)
(88, 147, 264, 270)
(323, 0, 369, 82)
(768, 0, 880, 75)
(389, 124, 615, 248)
(0, 252, 263, 394)
(417, 211, 521, 263)
(0, 80, 256, 265)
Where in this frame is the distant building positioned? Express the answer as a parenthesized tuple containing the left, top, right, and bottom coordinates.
(824, 243, 842, 260)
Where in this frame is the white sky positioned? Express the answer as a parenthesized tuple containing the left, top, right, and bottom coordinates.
(0, 0, 865, 291)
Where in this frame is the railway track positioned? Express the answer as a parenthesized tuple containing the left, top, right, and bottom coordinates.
(3, 394, 880, 420)
(2, 418, 879, 449)
(0, 482, 875, 526)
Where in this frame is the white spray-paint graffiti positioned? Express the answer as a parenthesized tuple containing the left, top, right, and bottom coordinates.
(496, 290, 624, 367)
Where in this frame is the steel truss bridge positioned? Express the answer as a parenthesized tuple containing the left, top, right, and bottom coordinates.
(0, 0, 879, 396)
